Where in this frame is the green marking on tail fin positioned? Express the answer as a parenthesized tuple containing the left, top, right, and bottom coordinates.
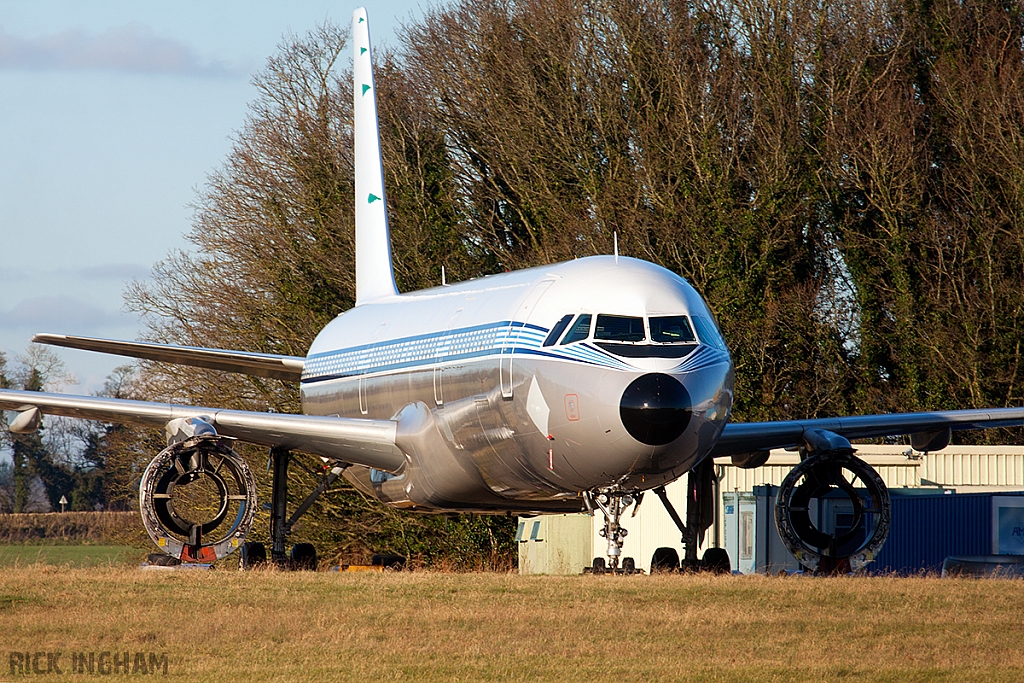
(362, 84, 371, 95)
(360, 47, 367, 55)
(358, 17, 365, 23)
(368, 193, 381, 203)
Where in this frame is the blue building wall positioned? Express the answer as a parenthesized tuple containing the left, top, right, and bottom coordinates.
(871, 492, 994, 574)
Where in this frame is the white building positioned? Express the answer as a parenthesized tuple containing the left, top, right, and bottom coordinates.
(518, 444, 1024, 574)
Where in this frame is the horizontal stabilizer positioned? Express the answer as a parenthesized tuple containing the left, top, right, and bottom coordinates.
(33, 333, 304, 382)
(0, 388, 404, 473)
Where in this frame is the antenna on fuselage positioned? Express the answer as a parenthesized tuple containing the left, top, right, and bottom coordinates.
(441, 265, 447, 286)
(353, 8, 399, 306)
(613, 231, 619, 262)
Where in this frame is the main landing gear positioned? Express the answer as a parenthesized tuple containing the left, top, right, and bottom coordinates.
(652, 458, 731, 573)
(237, 446, 348, 570)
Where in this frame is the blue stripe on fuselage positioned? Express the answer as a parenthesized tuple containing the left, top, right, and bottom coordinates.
(300, 319, 637, 384)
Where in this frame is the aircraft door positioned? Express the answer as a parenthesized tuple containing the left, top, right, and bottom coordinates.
(359, 322, 388, 415)
(434, 309, 462, 406)
(499, 279, 555, 399)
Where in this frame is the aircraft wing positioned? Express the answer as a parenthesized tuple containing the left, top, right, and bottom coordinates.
(710, 407, 1024, 457)
(33, 333, 304, 382)
(0, 388, 404, 472)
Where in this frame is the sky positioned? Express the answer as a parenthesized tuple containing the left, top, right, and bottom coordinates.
(0, 1, 438, 394)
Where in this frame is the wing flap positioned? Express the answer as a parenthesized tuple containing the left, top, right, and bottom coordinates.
(33, 333, 304, 382)
(711, 407, 1024, 457)
(0, 388, 404, 472)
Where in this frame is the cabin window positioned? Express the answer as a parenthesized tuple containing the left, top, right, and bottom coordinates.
(543, 314, 574, 347)
(650, 315, 696, 343)
(595, 315, 645, 342)
(560, 314, 592, 344)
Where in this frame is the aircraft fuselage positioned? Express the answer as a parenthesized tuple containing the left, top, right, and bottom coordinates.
(301, 256, 735, 513)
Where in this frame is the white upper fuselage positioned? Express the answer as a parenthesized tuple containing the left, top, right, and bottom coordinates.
(300, 256, 734, 512)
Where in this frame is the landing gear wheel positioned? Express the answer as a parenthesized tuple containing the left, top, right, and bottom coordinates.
(651, 547, 680, 573)
(622, 557, 636, 575)
(239, 542, 267, 570)
(701, 548, 731, 574)
(775, 451, 890, 573)
(592, 557, 607, 574)
(290, 543, 318, 571)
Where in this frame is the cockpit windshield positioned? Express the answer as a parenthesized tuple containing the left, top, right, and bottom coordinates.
(594, 315, 645, 342)
(544, 310, 725, 358)
(649, 316, 696, 343)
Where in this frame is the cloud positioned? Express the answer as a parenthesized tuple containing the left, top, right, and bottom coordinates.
(0, 296, 133, 333)
(74, 263, 151, 281)
(0, 23, 247, 78)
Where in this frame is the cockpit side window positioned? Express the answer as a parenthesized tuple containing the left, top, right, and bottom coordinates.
(543, 314, 574, 347)
(691, 315, 728, 351)
(595, 315, 645, 342)
(650, 316, 696, 343)
(560, 314, 592, 344)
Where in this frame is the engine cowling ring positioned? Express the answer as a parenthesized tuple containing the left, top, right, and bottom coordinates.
(139, 436, 257, 563)
(774, 451, 891, 573)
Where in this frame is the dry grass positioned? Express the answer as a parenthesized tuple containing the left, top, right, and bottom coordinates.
(2, 568, 1024, 682)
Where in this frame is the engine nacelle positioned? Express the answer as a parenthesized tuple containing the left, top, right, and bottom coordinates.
(139, 431, 257, 563)
(730, 450, 771, 469)
(774, 439, 891, 573)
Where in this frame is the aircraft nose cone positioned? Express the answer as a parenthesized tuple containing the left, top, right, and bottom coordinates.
(619, 373, 692, 446)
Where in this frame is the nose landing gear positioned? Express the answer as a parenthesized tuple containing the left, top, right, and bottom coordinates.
(585, 486, 639, 573)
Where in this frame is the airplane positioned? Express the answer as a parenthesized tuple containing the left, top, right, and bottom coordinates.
(2, 7, 1022, 573)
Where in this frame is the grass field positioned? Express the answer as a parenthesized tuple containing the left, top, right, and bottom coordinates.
(2, 568, 1024, 682)
(0, 544, 146, 567)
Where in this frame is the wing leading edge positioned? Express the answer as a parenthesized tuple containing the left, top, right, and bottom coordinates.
(0, 388, 404, 473)
(34, 333, 304, 382)
(710, 407, 1024, 457)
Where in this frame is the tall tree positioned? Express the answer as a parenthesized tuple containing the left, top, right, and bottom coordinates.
(120, 0, 1024, 560)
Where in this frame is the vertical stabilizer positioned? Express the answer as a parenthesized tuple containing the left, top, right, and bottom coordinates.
(353, 8, 399, 305)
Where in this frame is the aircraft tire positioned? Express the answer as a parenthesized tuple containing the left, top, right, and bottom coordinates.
(239, 542, 267, 570)
(290, 543, 318, 571)
(702, 548, 731, 574)
(650, 547, 680, 572)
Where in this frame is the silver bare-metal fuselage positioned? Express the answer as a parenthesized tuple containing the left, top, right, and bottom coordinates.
(300, 256, 734, 513)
